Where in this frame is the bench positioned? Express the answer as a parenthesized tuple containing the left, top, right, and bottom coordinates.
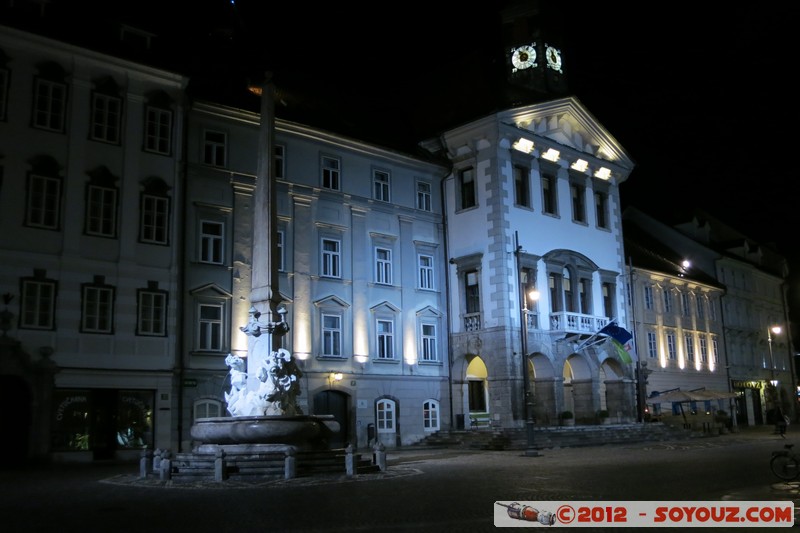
(469, 413, 492, 430)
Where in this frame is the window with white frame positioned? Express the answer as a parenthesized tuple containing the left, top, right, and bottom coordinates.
(373, 170, 390, 202)
(458, 167, 476, 209)
(198, 303, 223, 351)
(145, 106, 172, 155)
(20, 276, 56, 330)
(33, 77, 67, 132)
(416, 181, 432, 211)
(514, 165, 530, 208)
(644, 285, 654, 310)
(26, 174, 61, 230)
(90, 93, 121, 144)
(376, 399, 396, 432)
(712, 338, 719, 364)
(667, 333, 676, 360)
(418, 254, 434, 290)
(465, 270, 480, 314)
(200, 220, 224, 264)
(570, 182, 586, 223)
(594, 191, 608, 229)
(137, 287, 167, 336)
(81, 280, 114, 334)
(420, 323, 437, 362)
(140, 193, 169, 244)
(274, 144, 285, 179)
(423, 400, 440, 431)
(685, 333, 694, 362)
(322, 313, 342, 357)
(647, 331, 657, 359)
(377, 319, 394, 359)
(375, 247, 392, 285)
(277, 230, 285, 271)
(321, 238, 341, 278)
(85, 182, 118, 238)
(321, 156, 340, 190)
(662, 288, 672, 313)
(203, 130, 227, 167)
(194, 399, 222, 421)
(0, 66, 8, 121)
(602, 282, 614, 319)
(699, 336, 708, 362)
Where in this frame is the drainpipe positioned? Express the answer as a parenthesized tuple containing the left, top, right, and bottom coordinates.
(440, 163, 454, 429)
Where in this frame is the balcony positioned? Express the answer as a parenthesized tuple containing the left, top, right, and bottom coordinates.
(548, 312, 609, 335)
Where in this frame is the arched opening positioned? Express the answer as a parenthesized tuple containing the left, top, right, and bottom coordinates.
(313, 389, 349, 449)
(466, 356, 488, 414)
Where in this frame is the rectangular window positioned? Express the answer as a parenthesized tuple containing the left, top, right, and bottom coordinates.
(140, 194, 169, 244)
(200, 221, 224, 264)
(667, 333, 676, 360)
(377, 399, 396, 431)
(82, 285, 114, 333)
(602, 282, 614, 318)
(644, 286, 654, 310)
(90, 93, 121, 143)
(459, 167, 476, 209)
(712, 338, 719, 364)
(322, 314, 341, 357)
(542, 173, 557, 215)
(709, 300, 717, 321)
(685, 333, 694, 361)
(274, 144, 285, 179)
(570, 182, 586, 223)
(198, 303, 223, 351)
(86, 185, 117, 237)
(594, 191, 608, 229)
(423, 401, 439, 430)
(377, 319, 394, 359)
(33, 78, 66, 131)
(421, 324, 437, 362)
(375, 247, 392, 285)
(321, 238, 341, 278)
(26, 174, 61, 229)
(465, 270, 480, 314)
(137, 290, 167, 336)
(662, 288, 672, 313)
(416, 181, 432, 211)
(203, 130, 226, 167)
(699, 336, 708, 362)
(696, 297, 705, 320)
(578, 278, 590, 314)
(647, 331, 657, 359)
(322, 156, 340, 190)
(20, 279, 56, 330)
(514, 165, 530, 207)
(681, 292, 691, 317)
(373, 170, 390, 202)
(0, 67, 8, 121)
(145, 106, 172, 155)
(277, 230, 285, 272)
(418, 254, 434, 290)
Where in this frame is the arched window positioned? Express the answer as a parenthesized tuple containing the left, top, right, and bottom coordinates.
(376, 398, 396, 433)
(423, 400, 440, 431)
(194, 398, 222, 421)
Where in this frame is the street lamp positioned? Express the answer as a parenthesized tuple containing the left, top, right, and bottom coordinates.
(515, 231, 540, 458)
(768, 325, 782, 384)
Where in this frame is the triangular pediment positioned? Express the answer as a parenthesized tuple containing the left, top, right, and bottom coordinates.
(189, 283, 232, 298)
(500, 96, 634, 170)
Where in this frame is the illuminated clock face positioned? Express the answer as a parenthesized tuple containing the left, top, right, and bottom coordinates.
(511, 45, 537, 72)
(545, 45, 562, 73)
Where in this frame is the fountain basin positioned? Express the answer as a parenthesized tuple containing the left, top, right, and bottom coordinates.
(190, 415, 339, 449)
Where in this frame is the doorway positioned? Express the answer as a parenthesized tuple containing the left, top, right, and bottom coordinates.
(313, 390, 349, 448)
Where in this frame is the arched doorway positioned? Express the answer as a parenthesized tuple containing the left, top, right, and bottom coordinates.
(466, 356, 488, 414)
(0, 376, 31, 465)
(313, 390, 349, 448)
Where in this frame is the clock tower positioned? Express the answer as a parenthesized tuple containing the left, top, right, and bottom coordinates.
(502, 1, 568, 102)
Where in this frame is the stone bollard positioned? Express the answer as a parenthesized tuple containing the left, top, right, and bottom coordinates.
(139, 449, 153, 479)
(284, 448, 296, 480)
(159, 450, 171, 481)
(345, 443, 354, 478)
(153, 448, 163, 473)
(214, 448, 226, 482)
(373, 441, 386, 472)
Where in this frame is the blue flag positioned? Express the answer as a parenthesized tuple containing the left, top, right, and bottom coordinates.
(597, 323, 635, 364)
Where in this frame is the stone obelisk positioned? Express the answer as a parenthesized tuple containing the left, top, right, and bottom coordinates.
(245, 73, 285, 391)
